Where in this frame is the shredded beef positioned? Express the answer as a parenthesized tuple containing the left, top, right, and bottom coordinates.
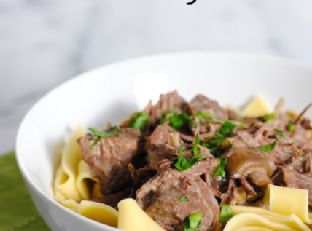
(279, 167, 312, 207)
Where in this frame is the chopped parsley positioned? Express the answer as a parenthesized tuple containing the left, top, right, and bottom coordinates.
(287, 123, 296, 133)
(184, 212, 203, 231)
(203, 121, 236, 156)
(219, 205, 233, 223)
(204, 137, 231, 156)
(128, 112, 149, 131)
(178, 195, 189, 202)
(214, 156, 227, 178)
(175, 138, 204, 171)
(194, 111, 215, 120)
(175, 153, 193, 171)
(191, 135, 205, 162)
(192, 112, 216, 129)
(89, 126, 120, 138)
(161, 112, 192, 130)
(273, 129, 284, 138)
(258, 141, 276, 152)
(258, 113, 276, 122)
(215, 121, 236, 137)
(192, 134, 200, 156)
(88, 126, 120, 147)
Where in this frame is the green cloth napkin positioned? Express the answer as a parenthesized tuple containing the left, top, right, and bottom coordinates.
(0, 152, 50, 231)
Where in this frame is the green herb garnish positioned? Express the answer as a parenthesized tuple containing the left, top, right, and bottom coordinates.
(194, 112, 215, 120)
(175, 147, 191, 171)
(258, 141, 276, 152)
(287, 123, 296, 133)
(178, 195, 189, 202)
(128, 112, 149, 131)
(219, 205, 233, 223)
(88, 126, 120, 147)
(175, 153, 193, 171)
(161, 112, 192, 130)
(184, 212, 203, 231)
(191, 135, 205, 163)
(214, 156, 227, 178)
(89, 126, 120, 138)
(203, 121, 235, 156)
(215, 120, 236, 137)
(273, 129, 284, 138)
(206, 138, 232, 156)
(192, 134, 200, 156)
(175, 141, 204, 171)
(258, 113, 276, 122)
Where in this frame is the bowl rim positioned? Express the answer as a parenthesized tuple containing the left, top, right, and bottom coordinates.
(15, 51, 312, 229)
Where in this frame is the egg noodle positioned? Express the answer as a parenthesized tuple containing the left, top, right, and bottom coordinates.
(54, 96, 312, 231)
(54, 126, 118, 227)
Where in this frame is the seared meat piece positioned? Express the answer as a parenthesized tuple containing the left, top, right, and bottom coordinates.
(146, 125, 182, 169)
(93, 188, 131, 208)
(283, 153, 312, 175)
(227, 146, 276, 187)
(189, 94, 228, 121)
(147, 91, 187, 125)
(304, 153, 312, 174)
(185, 157, 221, 197)
(287, 156, 305, 173)
(185, 157, 219, 178)
(128, 164, 157, 192)
(79, 128, 141, 194)
(279, 167, 312, 207)
(188, 95, 228, 135)
(136, 168, 220, 231)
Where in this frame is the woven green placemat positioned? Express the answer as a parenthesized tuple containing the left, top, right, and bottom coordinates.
(0, 152, 50, 231)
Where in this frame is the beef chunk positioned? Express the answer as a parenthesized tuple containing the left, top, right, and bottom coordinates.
(189, 94, 228, 121)
(78, 128, 141, 194)
(148, 91, 187, 125)
(184, 157, 221, 197)
(128, 164, 157, 192)
(136, 169, 220, 231)
(188, 95, 228, 135)
(146, 125, 182, 169)
(93, 188, 131, 208)
(304, 153, 312, 174)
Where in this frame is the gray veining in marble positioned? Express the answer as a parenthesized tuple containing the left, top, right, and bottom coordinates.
(1, 0, 312, 154)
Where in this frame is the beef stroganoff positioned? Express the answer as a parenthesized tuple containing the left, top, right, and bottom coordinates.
(54, 91, 312, 231)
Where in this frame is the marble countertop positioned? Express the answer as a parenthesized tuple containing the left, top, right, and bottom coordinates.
(1, 0, 312, 154)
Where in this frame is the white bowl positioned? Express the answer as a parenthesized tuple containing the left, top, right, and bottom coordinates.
(16, 52, 312, 231)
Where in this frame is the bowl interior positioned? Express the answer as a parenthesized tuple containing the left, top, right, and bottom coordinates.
(16, 52, 312, 226)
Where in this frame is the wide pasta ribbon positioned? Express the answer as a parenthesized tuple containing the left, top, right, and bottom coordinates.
(269, 184, 312, 224)
(224, 184, 312, 231)
(54, 127, 118, 227)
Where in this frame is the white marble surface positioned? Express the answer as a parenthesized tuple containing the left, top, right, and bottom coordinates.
(1, 0, 312, 154)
